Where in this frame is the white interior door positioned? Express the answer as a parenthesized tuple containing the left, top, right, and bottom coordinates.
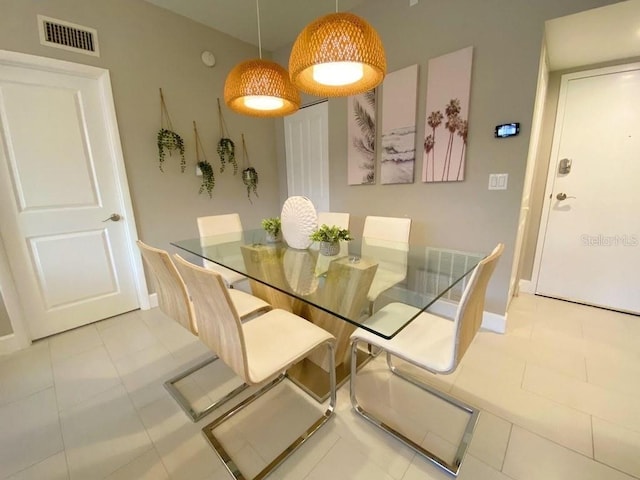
(0, 53, 142, 339)
(535, 64, 640, 314)
(284, 101, 329, 212)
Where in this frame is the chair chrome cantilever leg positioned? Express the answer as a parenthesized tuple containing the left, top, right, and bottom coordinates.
(164, 355, 249, 423)
(350, 340, 479, 477)
(202, 341, 337, 480)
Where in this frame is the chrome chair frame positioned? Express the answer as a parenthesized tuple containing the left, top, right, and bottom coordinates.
(203, 340, 337, 480)
(164, 355, 249, 423)
(350, 341, 478, 476)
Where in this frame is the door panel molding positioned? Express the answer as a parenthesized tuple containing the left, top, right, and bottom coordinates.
(0, 50, 149, 347)
(532, 61, 640, 313)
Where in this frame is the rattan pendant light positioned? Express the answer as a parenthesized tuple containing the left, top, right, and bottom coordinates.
(224, 0, 300, 117)
(289, 1, 386, 97)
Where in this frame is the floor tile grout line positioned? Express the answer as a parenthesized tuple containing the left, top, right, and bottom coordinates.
(519, 364, 640, 433)
(48, 337, 72, 480)
(590, 415, 595, 460)
(96, 444, 158, 480)
(500, 421, 514, 473)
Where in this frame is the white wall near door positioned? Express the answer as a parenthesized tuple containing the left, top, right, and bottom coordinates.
(533, 62, 640, 314)
(0, 50, 148, 345)
(284, 102, 329, 212)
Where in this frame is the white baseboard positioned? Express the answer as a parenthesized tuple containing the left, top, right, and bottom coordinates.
(481, 311, 507, 333)
(518, 279, 535, 294)
(0, 333, 30, 356)
(148, 293, 158, 309)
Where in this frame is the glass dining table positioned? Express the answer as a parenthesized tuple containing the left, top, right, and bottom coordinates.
(172, 229, 484, 402)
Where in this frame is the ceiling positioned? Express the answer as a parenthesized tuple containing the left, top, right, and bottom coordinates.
(144, 0, 640, 68)
(144, 0, 369, 52)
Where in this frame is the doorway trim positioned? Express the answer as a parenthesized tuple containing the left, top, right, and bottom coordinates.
(530, 61, 640, 294)
(0, 49, 149, 354)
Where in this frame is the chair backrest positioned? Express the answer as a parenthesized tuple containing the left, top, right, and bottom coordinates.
(197, 213, 243, 243)
(317, 212, 350, 230)
(136, 241, 197, 334)
(173, 254, 249, 383)
(363, 216, 411, 245)
(452, 243, 504, 366)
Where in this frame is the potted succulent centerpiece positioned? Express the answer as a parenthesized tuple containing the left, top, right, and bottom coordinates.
(261, 217, 281, 243)
(309, 224, 353, 256)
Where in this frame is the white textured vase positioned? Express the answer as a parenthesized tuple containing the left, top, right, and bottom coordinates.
(280, 196, 318, 250)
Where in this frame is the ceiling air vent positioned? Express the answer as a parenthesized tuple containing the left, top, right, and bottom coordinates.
(37, 15, 99, 57)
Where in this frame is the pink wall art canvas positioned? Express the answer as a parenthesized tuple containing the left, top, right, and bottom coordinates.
(347, 89, 376, 185)
(422, 46, 473, 183)
(380, 64, 418, 184)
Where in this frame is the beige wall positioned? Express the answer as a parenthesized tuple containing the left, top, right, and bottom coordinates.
(0, 293, 11, 336)
(0, 0, 284, 312)
(0, 0, 282, 251)
(0, 0, 625, 327)
(275, 0, 621, 315)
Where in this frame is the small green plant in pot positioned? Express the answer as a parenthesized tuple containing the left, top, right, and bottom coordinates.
(309, 224, 353, 256)
(261, 217, 281, 243)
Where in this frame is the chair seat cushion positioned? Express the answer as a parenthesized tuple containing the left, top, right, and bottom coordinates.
(352, 303, 456, 373)
(228, 289, 270, 319)
(243, 309, 334, 384)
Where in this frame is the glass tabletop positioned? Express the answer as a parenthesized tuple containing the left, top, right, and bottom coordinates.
(171, 229, 484, 339)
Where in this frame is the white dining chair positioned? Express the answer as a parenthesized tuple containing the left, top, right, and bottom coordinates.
(362, 215, 412, 311)
(173, 253, 337, 480)
(136, 240, 270, 422)
(196, 213, 247, 288)
(349, 243, 504, 476)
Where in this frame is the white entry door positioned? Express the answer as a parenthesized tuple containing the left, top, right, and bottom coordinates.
(535, 63, 640, 314)
(284, 101, 329, 212)
(0, 52, 142, 339)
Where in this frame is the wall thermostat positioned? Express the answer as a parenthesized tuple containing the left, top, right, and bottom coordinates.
(495, 122, 520, 138)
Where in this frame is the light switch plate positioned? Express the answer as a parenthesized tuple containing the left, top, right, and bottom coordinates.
(488, 173, 508, 190)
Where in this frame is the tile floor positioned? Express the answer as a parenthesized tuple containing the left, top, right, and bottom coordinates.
(1, 293, 639, 480)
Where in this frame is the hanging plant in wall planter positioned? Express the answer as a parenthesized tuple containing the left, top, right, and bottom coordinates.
(240, 134, 259, 203)
(157, 88, 186, 172)
(216, 98, 238, 174)
(193, 121, 215, 197)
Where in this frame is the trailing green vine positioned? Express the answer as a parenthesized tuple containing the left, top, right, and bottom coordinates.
(157, 88, 186, 172)
(193, 121, 214, 198)
(216, 98, 238, 174)
(197, 161, 215, 197)
(217, 138, 236, 174)
(242, 167, 258, 202)
(240, 133, 258, 203)
(157, 128, 185, 172)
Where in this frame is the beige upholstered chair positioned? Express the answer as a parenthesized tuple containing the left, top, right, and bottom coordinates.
(136, 241, 270, 422)
(349, 243, 504, 476)
(173, 254, 337, 480)
(196, 213, 247, 288)
(362, 215, 412, 310)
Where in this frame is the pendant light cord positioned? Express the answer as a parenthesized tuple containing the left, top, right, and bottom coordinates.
(335, 0, 338, 12)
(256, 0, 262, 59)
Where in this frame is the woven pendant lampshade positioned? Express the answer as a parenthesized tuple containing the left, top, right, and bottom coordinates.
(224, 0, 300, 117)
(289, 12, 386, 97)
(224, 59, 300, 117)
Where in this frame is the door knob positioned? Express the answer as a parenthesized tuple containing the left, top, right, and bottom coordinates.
(102, 213, 121, 222)
(556, 193, 576, 201)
